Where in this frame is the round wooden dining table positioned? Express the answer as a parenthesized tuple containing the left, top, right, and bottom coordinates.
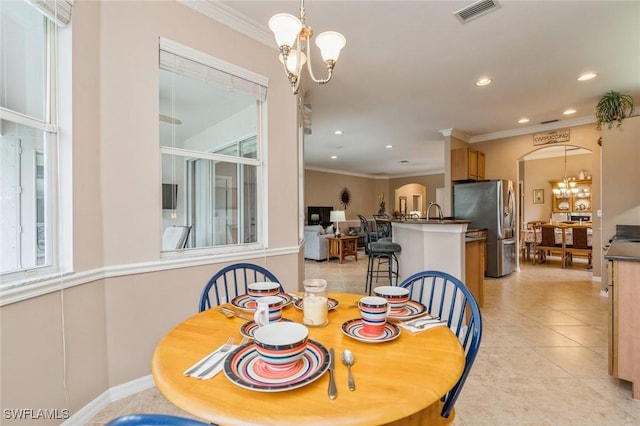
(152, 293, 465, 426)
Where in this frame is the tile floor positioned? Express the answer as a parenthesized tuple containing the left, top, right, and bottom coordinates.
(89, 252, 640, 425)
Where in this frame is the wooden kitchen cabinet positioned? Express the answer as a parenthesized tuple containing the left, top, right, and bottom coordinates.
(608, 259, 640, 399)
(465, 230, 486, 307)
(452, 147, 485, 181)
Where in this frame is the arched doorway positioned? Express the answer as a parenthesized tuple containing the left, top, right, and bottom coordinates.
(394, 183, 427, 216)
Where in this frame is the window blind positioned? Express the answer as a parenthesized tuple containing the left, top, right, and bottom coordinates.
(26, 0, 74, 27)
(159, 41, 268, 102)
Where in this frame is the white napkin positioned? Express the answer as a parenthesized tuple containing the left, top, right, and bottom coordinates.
(398, 317, 447, 333)
(184, 345, 238, 380)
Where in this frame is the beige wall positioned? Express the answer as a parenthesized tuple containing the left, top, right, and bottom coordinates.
(602, 116, 640, 256)
(304, 169, 382, 220)
(0, 2, 300, 423)
(304, 169, 445, 220)
(523, 153, 593, 223)
(469, 123, 603, 277)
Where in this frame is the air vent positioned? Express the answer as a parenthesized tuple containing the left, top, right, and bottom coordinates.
(541, 119, 559, 124)
(454, 0, 500, 23)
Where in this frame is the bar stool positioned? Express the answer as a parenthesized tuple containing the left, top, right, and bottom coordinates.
(365, 218, 401, 295)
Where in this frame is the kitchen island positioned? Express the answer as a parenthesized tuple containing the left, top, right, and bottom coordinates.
(392, 220, 471, 284)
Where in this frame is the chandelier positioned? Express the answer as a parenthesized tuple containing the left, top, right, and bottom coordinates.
(268, 0, 346, 94)
(552, 146, 579, 198)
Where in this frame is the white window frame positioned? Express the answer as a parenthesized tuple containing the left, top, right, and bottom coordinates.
(159, 38, 269, 258)
(0, 4, 72, 294)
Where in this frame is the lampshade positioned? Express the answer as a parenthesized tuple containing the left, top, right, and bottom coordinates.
(280, 50, 307, 75)
(330, 210, 346, 222)
(269, 1, 345, 94)
(310, 214, 320, 221)
(268, 13, 302, 48)
(315, 31, 346, 62)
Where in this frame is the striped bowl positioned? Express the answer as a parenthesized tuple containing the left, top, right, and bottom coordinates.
(247, 282, 281, 300)
(253, 322, 309, 366)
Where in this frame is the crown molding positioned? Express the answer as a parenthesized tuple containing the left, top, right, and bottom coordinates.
(439, 128, 470, 142)
(469, 115, 595, 143)
(178, 0, 275, 48)
(305, 166, 443, 179)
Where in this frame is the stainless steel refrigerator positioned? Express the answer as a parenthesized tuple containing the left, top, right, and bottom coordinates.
(453, 179, 516, 278)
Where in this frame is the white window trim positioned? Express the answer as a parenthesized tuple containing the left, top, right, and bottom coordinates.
(158, 37, 270, 258)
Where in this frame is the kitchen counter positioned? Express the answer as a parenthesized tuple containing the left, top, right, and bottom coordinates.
(392, 219, 472, 225)
(605, 240, 640, 400)
(604, 241, 640, 262)
(391, 220, 469, 283)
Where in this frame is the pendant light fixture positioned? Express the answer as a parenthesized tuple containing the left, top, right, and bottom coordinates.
(552, 146, 579, 198)
(268, 0, 346, 94)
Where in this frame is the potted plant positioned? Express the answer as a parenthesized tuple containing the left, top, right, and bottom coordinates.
(595, 90, 634, 130)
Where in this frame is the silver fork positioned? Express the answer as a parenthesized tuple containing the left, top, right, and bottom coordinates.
(184, 337, 234, 376)
(197, 336, 249, 377)
(414, 318, 446, 329)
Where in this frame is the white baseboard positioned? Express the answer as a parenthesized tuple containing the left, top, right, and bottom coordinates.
(62, 375, 155, 425)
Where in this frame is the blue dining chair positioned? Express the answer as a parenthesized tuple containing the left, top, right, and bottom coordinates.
(106, 413, 212, 425)
(398, 270, 482, 419)
(198, 263, 283, 312)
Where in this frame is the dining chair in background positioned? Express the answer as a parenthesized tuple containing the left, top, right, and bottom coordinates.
(198, 263, 283, 312)
(357, 214, 378, 255)
(398, 270, 482, 419)
(520, 220, 545, 261)
(563, 225, 593, 269)
(106, 413, 212, 425)
(532, 223, 564, 266)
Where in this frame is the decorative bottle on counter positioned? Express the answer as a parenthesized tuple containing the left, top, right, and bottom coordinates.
(302, 279, 328, 327)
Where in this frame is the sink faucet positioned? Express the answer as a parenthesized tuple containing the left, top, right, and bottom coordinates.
(426, 202, 444, 222)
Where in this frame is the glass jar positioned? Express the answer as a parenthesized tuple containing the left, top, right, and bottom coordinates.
(302, 279, 328, 327)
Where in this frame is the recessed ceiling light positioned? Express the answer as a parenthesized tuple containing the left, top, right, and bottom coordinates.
(334, 130, 343, 135)
(385, 145, 393, 149)
(475, 77, 492, 86)
(518, 118, 530, 124)
(577, 73, 597, 81)
(331, 155, 337, 159)
(563, 109, 576, 115)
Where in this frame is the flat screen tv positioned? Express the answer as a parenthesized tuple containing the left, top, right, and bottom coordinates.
(162, 184, 178, 210)
(307, 206, 333, 227)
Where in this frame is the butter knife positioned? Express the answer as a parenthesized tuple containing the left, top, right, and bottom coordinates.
(328, 348, 337, 400)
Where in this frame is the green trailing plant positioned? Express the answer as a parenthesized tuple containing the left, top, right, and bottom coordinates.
(595, 90, 634, 130)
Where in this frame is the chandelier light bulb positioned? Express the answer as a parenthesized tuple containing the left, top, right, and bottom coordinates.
(269, 13, 302, 48)
(315, 31, 346, 63)
(280, 50, 307, 75)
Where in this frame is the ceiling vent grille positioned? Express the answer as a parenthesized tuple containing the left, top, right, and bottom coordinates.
(454, 0, 500, 23)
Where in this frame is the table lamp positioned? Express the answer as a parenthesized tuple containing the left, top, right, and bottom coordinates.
(329, 210, 346, 236)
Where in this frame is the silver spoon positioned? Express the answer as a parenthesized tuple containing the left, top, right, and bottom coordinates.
(341, 349, 356, 391)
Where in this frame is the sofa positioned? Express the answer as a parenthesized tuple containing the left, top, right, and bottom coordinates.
(303, 225, 334, 261)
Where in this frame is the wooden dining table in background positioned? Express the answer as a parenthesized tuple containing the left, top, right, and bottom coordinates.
(152, 293, 465, 426)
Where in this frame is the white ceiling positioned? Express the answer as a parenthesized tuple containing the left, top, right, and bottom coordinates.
(188, 0, 640, 176)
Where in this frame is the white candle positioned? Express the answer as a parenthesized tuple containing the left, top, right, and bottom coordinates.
(303, 296, 328, 327)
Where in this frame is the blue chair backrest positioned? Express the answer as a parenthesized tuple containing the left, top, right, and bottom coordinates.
(398, 270, 482, 419)
(106, 413, 212, 425)
(199, 263, 283, 312)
